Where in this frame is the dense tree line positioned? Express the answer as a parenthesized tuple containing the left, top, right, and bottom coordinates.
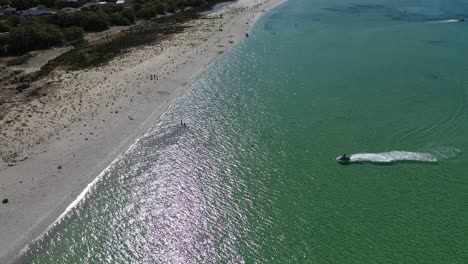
(0, 0, 223, 55)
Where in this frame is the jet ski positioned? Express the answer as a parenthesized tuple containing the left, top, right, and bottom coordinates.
(336, 154, 351, 163)
(459, 18, 465, 22)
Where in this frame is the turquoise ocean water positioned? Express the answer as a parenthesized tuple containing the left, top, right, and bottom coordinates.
(19, 0, 468, 263)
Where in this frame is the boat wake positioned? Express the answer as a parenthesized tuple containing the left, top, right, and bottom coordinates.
(341, 151, 438, 164)
(428, 19, 462, 24)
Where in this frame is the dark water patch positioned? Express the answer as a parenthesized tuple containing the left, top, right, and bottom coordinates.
(265, 11, 321, 32)
(335, 114, 351, 121)
(269, 12, 287, 20)
(424, 40, 443, 45)
(324, 3, 464, 23)
(323, 7, 359, 14)
(385, 12, 463, 23)
(352, 4, 385, 10)
(455, 14, 468, 18)
(429, 74, 440, 80)
(323, 4, 385, 14)
(387, 15, 402, 20)
(295, 13, 323, 22)
(263, 21, 274, 33)
(384, 13, 431, 22)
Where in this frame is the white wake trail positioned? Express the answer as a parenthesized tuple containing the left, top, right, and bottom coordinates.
(348, 151, 438, 163)
(428, 19, 461, 24)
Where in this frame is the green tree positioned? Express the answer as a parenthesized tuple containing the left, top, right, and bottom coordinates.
(11, 0, 37, 10)
(132, 0, 144, 11)
(78, 0, 92, 5)
(187, 0, 203, 7)
(120, 8, 135, 23)
(39, 0, 56, 8)
(166, 3, 176, 14)
(0, 35, 7, 55)
(80, 11, 110, 31)
(154, 2, 166, 15)
(55, 0, 80, 9)
(49, 12, 76, 27)
(62, 26, 84, 41)
(0, 21, 13, 33)
(8, 23, 64, 54)
(109, 13, 130, 26)
(174, 0, 188, 11)
(100, 3, 123, 14)
(137, 3, 156, 20)
(7, 16, 24, 27)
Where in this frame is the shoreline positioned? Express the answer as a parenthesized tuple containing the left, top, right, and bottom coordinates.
(0, 0, 286, 263)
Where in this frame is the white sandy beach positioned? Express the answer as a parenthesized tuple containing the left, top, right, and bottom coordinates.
(0, 0, 284, 262)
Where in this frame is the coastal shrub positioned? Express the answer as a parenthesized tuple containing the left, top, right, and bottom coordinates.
(77, 0, 93, 6)
(187, 0, 203, 7)
(32, 23, 64, 47)
(55, 0, 80, 9)
(38, 0, 56, 8)
(67, 43, 118, 68)
(120, 8, 135, 23)
(132, 0, 146, 10)
(62, 26, 84, 41)
(166, 3, 176, 14)
(154, 2, 166, 15)
(0, 36, 7, 54)
(7, 23, 64, 54)
(174, 0, 188, 11)
(100, 3, 123, 14)
(36, 4, 48, 10)
(137, 4, 157, 19)
(11, 0, 36, 10)
(0, 21, 13, 33)
(0, 0, 12, 6)
(80, 11, 110, 31)
(109, 13, 131, 26)
(51, 13, 78, 28)
(7, 15, 23, 26)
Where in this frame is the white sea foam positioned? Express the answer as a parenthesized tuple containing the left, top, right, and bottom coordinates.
(429, 146, 462, 160)
(343, 151, 438, 163)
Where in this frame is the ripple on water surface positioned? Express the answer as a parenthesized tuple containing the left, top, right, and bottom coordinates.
(19, 0, 468, 262)
(21, 44, 285, 263)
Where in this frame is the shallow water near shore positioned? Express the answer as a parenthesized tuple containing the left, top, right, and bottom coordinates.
(20, 0, 468, 263)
